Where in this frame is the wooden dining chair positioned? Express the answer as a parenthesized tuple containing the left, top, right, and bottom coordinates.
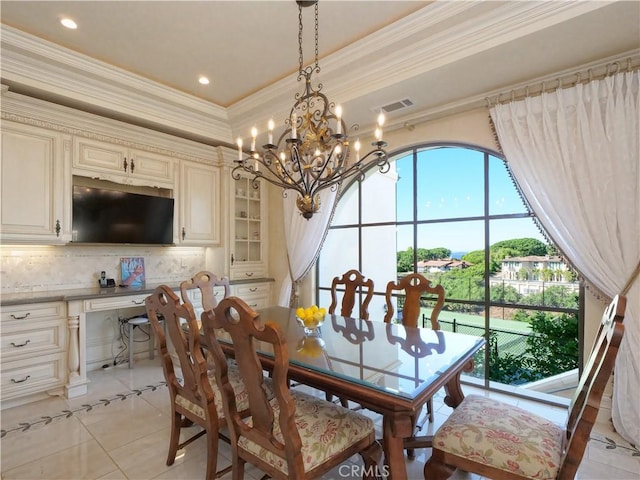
(424, 294, 627, 480)
(201, 296, 383, 480)
(145, 285, 249, 480)
(180, 270, 230, 315)
(329, 269, 375, 320)
(384, 272, 445, 329)
(326, 269, 375, 407)
(383, 273, 445, 456)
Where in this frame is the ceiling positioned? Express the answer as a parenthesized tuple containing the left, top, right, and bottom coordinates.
(1, 1, 639, 148)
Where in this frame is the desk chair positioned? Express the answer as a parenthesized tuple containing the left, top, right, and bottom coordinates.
(202, 296, 383, 480)
(384, 272, 446, 457)
(127, 316, 156, 369)
(145, 285, 249, 480)
(424, 294, 626, 480)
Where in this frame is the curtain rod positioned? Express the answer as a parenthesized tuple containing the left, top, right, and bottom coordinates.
(486, 53, 640, 107)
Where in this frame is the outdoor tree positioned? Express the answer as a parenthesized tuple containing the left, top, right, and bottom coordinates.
(491, 238, 549, 256)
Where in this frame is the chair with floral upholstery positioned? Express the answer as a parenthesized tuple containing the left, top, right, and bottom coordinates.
(145, 285, 249, 480)
(328, 269, 375, 320)
(424, 294, 626, 480)
(201, 296, 383, 480)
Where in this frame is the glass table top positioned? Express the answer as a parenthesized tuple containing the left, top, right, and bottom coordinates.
(214, 306, 485, 401)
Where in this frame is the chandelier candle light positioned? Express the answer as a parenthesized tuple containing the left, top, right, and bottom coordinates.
(233, 0, 390, 219)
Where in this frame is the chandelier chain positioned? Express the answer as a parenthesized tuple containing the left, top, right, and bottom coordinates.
(314, 2, 319, 71)
(298, 5, 304, 74)
(234, 0, 389, 220)
(297, 2, 320, 75)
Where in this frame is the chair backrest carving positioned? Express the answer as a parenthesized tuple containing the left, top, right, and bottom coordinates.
(202, 297, 305, 475)
(384, 272, 445, 329)
(180, 271, 230, 315)
(328, 269, 374, 320)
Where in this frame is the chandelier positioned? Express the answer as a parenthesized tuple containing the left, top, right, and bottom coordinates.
(233, 0, 390, 219)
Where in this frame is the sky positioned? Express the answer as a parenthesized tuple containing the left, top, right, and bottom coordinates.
(393, 146, 546, 253)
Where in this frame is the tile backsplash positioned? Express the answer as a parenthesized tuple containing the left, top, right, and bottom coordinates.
(0, 245, 210, 293)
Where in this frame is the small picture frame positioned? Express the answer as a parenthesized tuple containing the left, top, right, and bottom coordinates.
(120, 257, 145, 288)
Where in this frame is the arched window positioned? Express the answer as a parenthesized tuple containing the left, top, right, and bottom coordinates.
(317, 143, 581, 398)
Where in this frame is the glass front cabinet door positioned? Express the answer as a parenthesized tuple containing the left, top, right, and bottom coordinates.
(230, 175, 268, 280)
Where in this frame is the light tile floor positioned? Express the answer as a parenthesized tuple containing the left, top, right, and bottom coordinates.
(1, 359, 638, 480)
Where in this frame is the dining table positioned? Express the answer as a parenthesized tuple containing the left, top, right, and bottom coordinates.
(201, 306, 485, 480)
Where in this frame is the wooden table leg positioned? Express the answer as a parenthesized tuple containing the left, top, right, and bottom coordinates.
(443, 359, 475, 408)
(382, 414, 413, 480)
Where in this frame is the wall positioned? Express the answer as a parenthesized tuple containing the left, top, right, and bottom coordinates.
(0, 244, 221, 293)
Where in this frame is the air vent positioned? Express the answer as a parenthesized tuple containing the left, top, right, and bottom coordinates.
(376, 98, 414, 113)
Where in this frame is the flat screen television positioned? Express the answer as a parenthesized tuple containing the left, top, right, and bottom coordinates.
(72, 185, 174, 244)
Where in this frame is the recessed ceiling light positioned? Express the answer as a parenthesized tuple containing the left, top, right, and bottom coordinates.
(198, 76, 210, 85)
(60, 18, 77, 29)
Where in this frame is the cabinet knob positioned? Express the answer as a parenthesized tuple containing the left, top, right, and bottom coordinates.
(10, 339, 31, 348)
(181, 227, 186, 240)
(55, 219, 61, 237)
(130, 158, 135, 173)
(123, 158, 128, 172)
(10, 312, 31, 320)
(132, 299, 145, 305)
(231, 254, 235, 265)
(245, 272, 254, 277)
(249, 287, 257, 292)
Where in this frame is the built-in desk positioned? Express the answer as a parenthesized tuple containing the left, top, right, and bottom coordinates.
(1, 279, 273, 406)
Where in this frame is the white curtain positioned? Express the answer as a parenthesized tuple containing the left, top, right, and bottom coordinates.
(278, 188, 339, 307)
(490, 70, 640, 445)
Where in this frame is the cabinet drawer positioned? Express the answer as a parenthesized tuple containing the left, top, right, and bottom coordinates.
(83, 293, 149, 312)
(233, 283, 271, 310)
(231, 264, 268, 281)
(1, 319, 66, 360)
(1, 302, 65, 323)
(234, 283, 270, 298)
(1, 353, 67, 400)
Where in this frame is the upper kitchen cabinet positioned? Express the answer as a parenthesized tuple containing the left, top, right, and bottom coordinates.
(73, 137, 174, 189)
(179, 160, 220, 246)
(230, 174, 268, 280)
(1, 121, 71, 243)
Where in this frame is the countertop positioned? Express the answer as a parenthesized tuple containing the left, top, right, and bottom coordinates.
(0, 277, 274, 306)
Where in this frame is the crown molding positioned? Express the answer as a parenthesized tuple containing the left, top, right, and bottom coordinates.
(1, 25, 233, 144)
(0, 1, 620, 146)
(229, 0, 615, 135)
(0, 90, 221, 164)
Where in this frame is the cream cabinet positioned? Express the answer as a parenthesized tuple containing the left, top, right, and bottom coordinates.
(230, 175, 268, 280)
(73, 137, 174, 188)
(1, 121, 70, 243)
(232, 282, 272, 311)
(178, 160, 220, 245)
(0, 302, 68, 405)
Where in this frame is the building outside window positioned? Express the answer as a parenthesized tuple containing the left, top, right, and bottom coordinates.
(317, 143, 582, 401)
